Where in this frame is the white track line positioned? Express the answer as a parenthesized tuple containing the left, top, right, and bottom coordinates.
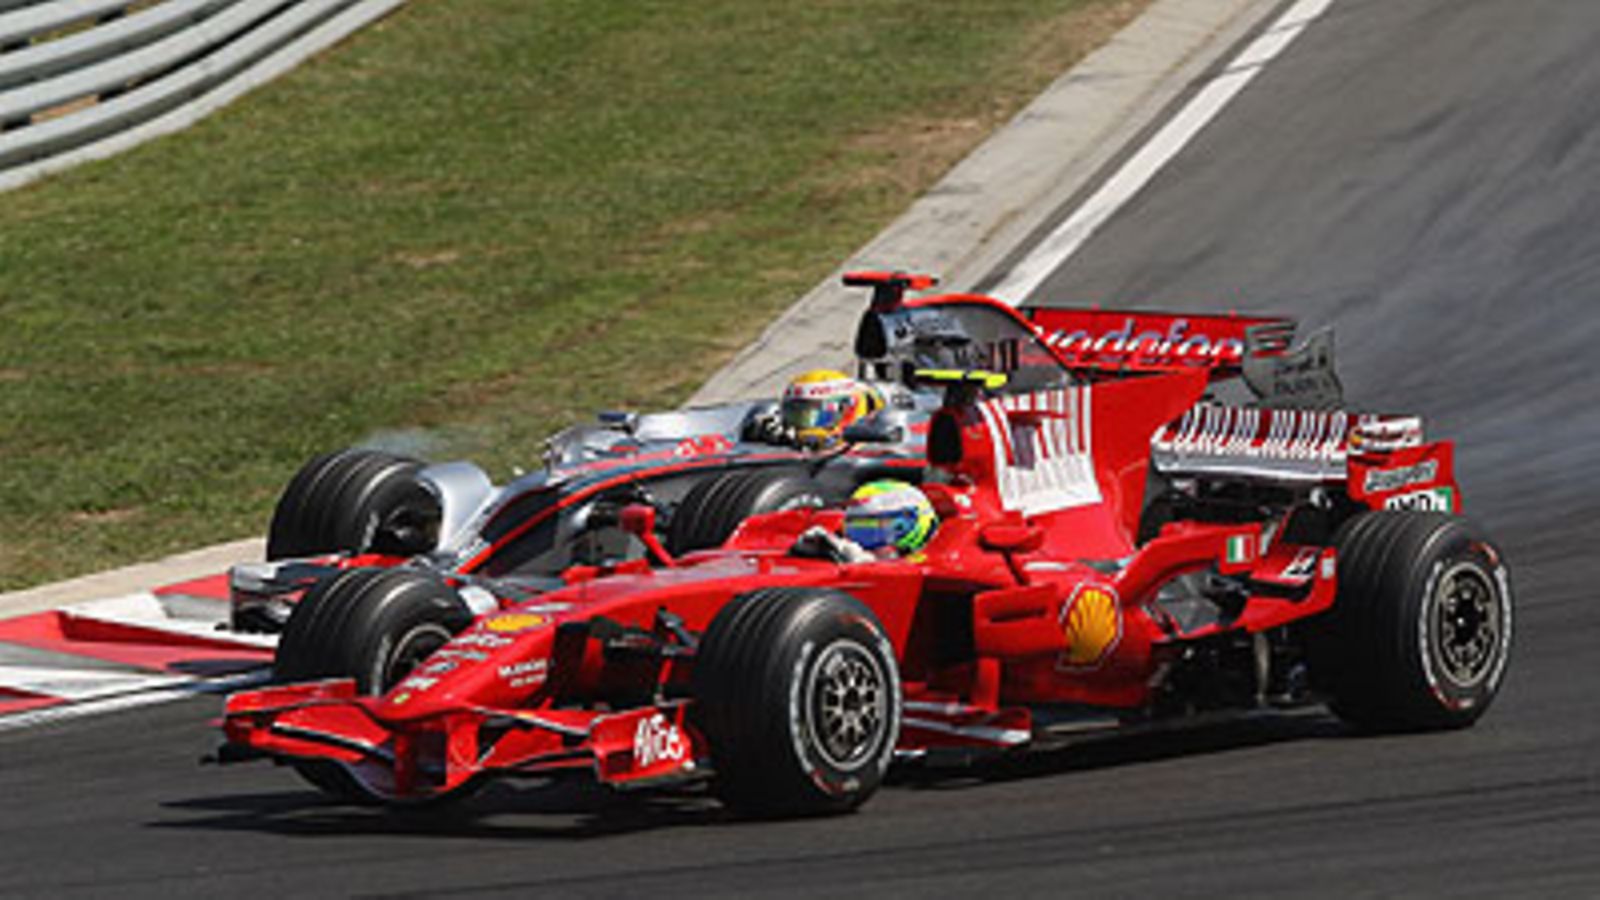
(991, 0, 1336, 304)
(0, 665, 191, 702)
(0, 669, 269, 733)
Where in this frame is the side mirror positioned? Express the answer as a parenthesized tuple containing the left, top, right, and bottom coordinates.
(617, 504, 657, 538)
(620, 504, 676, 568)
(979, 522, 1043, 554)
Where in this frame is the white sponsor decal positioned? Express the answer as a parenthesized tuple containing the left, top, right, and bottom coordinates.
(1384, 487, 1454, 512)
(1046, 318, 1246, 362)
(1364, 460, 1439, 493)
(981, 388, 1102, 516)
(1280, 547, 1319, 582)
(498, 659, 549, 689)
(1351, 417, 1423, 452)
(633, 713, 686, 769)
(449, 631, 515, 650)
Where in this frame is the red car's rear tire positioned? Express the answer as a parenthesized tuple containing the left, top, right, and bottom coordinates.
(1308, 511, 1512, 731)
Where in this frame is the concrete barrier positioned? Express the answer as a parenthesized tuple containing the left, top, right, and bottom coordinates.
(0, 0, 406, 191)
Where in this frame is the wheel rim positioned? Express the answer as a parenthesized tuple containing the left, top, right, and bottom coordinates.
(808, 639, 888, 770)
(1431, 562, 1502, 689)
(776, 492, 826, 512)
(380, 622, 454, 692)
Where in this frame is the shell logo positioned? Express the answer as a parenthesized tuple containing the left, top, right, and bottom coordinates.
(1057, 584, 1121, 670)
(483, 612, 551, 634)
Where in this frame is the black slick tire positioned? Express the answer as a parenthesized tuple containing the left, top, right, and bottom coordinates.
(668, 468, 829, 555)
(274, 568, 473, 801)
(267, 448, 441, 560)
(1307, 511, 1513, 731)
(692, 587, 901, 817)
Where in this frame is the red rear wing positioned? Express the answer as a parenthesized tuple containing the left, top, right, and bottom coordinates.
(1025, 308, 1294, 375)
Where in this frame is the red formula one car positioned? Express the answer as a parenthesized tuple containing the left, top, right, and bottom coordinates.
(216, 282, 1513, 816)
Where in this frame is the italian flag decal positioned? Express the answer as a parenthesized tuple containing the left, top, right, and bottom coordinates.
(1226, 534, 1253, 565)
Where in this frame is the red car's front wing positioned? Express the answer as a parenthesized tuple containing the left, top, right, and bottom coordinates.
(222, 680, 709, 799)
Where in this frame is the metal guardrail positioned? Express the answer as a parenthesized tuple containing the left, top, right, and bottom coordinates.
(0, 0, 406, 191)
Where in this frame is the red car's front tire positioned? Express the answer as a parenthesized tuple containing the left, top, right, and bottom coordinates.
(274, 568, 473, 802)
(693, 587, 902, 817)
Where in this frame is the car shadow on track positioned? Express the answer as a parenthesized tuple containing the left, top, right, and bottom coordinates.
(157, 711, 1353, 839)
(154, 776, 735, 840)
(889, 710, 1349, 792)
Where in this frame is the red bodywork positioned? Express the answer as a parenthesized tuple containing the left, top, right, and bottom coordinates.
(221, 274, 1461, 800)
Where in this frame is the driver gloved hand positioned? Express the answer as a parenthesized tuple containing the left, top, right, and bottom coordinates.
(742, 412, 791, 445)
(791, 526, 875, 564)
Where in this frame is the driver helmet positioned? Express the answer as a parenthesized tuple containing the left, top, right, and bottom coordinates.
(781, 369, 881, 449)
(844, 479, 937, 554)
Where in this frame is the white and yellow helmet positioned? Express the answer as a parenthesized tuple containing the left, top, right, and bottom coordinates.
(781, 369, 881, 449)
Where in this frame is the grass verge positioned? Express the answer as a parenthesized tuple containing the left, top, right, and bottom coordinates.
(0, 0, 1145, 590)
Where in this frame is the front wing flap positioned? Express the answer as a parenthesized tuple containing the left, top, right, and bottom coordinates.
(221, 682, 709, 799)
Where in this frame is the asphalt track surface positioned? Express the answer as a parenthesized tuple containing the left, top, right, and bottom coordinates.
(5, 1, 1599, 895)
